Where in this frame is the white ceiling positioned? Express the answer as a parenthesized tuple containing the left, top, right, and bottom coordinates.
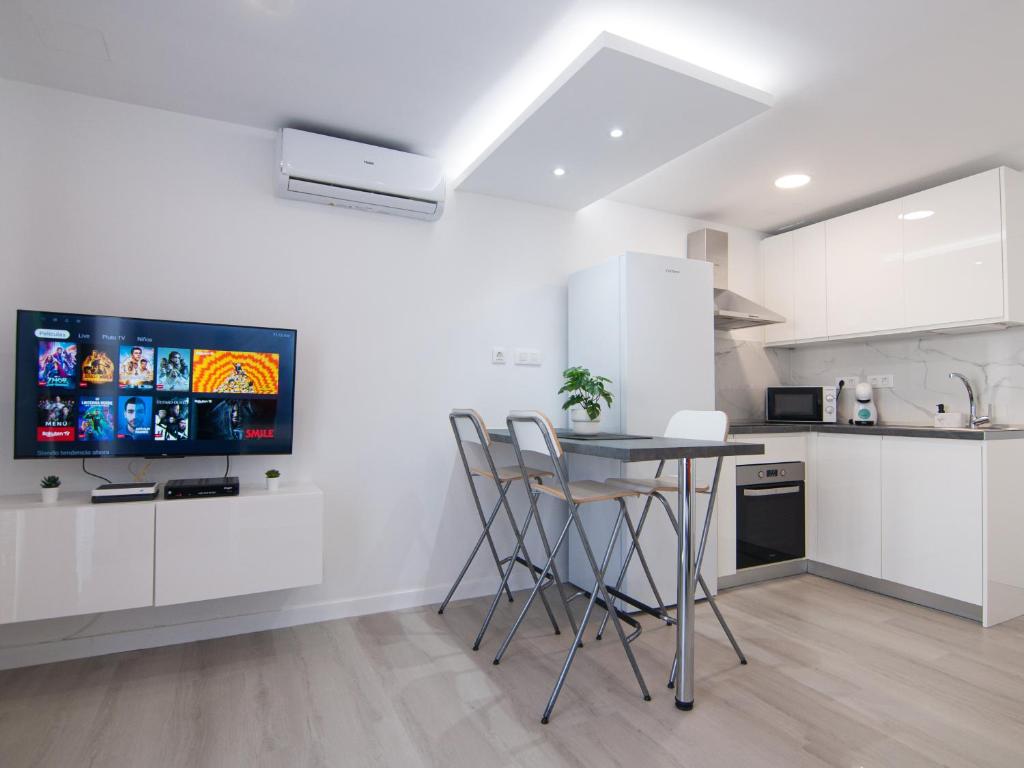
(3, 0, 1024, 233)
(457, 34, 771, 210)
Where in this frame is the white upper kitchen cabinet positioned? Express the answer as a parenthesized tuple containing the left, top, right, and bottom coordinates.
(765, 166, 1024, 346)
(826, 200, 905, 337)
(793, 222, 828, 340)
(816, 433, 882, 577)
(901, 169, 1004, 328)
(762, 232, 795, 344)
(881, 437, 982, 605)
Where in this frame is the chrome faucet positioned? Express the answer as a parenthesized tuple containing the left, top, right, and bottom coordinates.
(949, 372, 990, 428)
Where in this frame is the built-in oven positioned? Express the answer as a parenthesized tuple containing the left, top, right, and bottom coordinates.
(765, 385, 838, 423)
(736, 462, 805, 570)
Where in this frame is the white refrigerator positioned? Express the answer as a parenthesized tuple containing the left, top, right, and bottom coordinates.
(566, 251, 718, 606)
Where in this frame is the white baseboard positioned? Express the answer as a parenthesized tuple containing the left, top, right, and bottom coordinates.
(0, 572, 532, 671)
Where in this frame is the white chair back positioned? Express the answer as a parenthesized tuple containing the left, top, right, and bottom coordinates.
(664, 410, 729, 442)
(450, 409, 490, 446)
(507, 410, 563, 458)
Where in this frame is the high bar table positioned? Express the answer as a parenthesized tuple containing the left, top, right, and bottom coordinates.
(489, 429, 764, 710)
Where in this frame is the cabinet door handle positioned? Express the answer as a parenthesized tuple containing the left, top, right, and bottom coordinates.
(742, 486, 801, 497)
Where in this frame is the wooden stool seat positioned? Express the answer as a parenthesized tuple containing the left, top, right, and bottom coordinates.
(472, 465, 553, 483)
(531, 479, 640, 505)
(606, 477, 710, 494)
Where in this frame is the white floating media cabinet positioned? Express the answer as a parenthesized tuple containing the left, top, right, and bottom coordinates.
(0, 484, 324, 626)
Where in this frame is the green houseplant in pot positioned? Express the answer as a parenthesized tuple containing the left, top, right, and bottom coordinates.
(265, 468, 281, 491)
(40, 475, 61, 504)
(559, 366, 613, 435)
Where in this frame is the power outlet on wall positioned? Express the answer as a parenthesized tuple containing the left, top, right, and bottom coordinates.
(867, 374, 895, 389)
(492, 347, 507, 365)
(836, 375, 860, 390)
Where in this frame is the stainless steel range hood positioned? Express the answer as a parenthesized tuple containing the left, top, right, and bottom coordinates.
(687, 228, 785, 331)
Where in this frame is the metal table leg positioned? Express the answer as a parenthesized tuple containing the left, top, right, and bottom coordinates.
(675, 457, 695, 710)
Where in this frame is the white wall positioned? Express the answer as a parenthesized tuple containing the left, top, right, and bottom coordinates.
(0, 78, 765, 667)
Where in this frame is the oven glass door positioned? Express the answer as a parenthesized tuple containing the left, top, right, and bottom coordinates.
(736, 481, 806, 569)
(766, 388, 823, 422)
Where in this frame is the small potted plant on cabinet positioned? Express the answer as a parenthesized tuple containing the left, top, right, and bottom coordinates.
(559, 366, 613, 435)
(40, 475, 61, 504)
(265, 469, 281, 491)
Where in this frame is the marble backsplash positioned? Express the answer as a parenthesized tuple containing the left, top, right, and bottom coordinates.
(715, 326, 1024, 426)
(715, 335, 789, 422)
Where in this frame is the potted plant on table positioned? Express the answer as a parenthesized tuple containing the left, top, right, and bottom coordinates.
(265, 469, 281, 491)
(559, 366, 613, 435)
(40, 475, 61, 504)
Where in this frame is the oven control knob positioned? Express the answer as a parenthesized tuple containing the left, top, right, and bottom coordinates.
(825, 406, 835, 414)
(826, 394, 835, 402)
(757, 471, 765, 478)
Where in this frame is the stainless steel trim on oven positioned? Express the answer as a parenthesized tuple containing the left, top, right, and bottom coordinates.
(742, 486, 801, 497)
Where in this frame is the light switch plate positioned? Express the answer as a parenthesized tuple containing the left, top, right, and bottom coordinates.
(868, 374, 894, 389)
(492, 347, 507, 365)
(514, 348, 542, 366)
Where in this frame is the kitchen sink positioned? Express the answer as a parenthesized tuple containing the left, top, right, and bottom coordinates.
(941, 424, 1023, 432)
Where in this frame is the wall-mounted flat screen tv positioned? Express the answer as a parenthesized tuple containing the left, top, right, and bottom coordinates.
(15, 310, 297, 459)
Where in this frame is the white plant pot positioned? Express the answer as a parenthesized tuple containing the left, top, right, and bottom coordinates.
(40, 487, 60, 504)
(570, 407, 602, 435)
(266, 477, 280, 492)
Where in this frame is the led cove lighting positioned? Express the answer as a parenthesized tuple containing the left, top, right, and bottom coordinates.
(552, 167, 566, 176)
(774, 174, 811, 189)
(898, 210, 935, 221)
(609, 127, 624, 138)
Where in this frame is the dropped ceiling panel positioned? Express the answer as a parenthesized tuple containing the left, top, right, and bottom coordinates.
(457, 33, 772, 210)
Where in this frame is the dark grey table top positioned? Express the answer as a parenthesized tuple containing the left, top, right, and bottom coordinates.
(729, 422, 1024, 440)
(489, 430, 765, 461)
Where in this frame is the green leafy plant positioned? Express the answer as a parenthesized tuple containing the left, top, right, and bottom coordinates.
(40, 475, 61, 489)
(559, 366, 613, 420)
(265, 469, 281, 479)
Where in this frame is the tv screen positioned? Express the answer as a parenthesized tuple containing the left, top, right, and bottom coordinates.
(15, 310, 297, 459)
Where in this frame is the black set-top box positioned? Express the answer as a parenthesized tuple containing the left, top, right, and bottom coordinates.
(164, 476, 240, 499)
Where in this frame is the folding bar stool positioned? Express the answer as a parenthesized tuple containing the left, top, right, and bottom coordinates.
(441, 410, 573, 642)
(606, 410, 747, 687)
(495, 410, 651, 724)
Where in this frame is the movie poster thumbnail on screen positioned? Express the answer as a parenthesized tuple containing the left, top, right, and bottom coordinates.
(194, 398, 278, 441)
(38, 341, 78, 389)
(192, 349, 280, 394)
(154, 395, 190, 440)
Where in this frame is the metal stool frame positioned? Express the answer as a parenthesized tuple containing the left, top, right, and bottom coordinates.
(442, 410, 574, 643)
(598, 409, 746, 685)
(498, 411, 652, 724)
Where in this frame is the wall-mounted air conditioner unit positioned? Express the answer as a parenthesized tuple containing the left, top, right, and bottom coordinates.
(276, 128, 445, 221)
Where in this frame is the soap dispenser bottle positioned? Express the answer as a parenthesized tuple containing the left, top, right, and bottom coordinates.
(934, 403, 966, 428)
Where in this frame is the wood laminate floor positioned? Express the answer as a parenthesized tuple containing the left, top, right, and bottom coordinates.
(1, 574, 1023, 767)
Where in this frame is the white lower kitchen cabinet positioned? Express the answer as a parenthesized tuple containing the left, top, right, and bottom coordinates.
(881, 438, 983, 605)
(815, 434, 882, 577)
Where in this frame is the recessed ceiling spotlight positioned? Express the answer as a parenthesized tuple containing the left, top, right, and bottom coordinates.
(774, 173, 811, 189)
(552, 167, 566, 177)
(898, 210, 935, 221)
(609, 128, 624, 139)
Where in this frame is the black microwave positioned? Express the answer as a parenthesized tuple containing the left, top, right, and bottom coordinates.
(765, 386, 838, 423)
